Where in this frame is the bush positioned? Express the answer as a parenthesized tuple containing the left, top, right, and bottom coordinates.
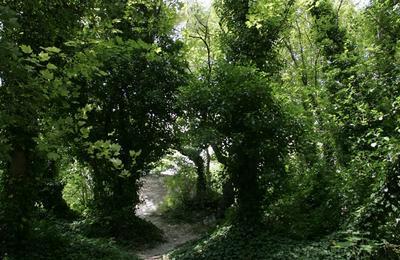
(71, 213, 164, 247)
(158, 155, 220, 223)
(1, 218, 138, 260)
(61, 160, 94, 215)
(170, 224, 384, 260)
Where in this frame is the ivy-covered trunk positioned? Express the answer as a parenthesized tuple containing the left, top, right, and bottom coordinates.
(36, 158, 75, 219)
(179, 147, 208, 202)
(219, 176, 235, 217)
(114, 108, 142, 215)
(111, 143, 141, 216)
(362, 156, 400, 242)
(194, 154, 207, 201)
(232, 142, 262, 222)
(212, 144, 235, 215)
(1, 145, 34, 248)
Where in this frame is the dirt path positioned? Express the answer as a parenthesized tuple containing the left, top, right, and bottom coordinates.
(136, 174, 203, 260)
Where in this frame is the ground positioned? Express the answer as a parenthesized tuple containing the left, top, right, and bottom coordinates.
(136, 174, 204, 260)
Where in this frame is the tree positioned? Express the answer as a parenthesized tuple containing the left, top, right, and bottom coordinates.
(0, 0, 92, 249)
(180, 62, 294, 222)
(176, 2, 221, 205)
(69, 0, 187, 236)
(212, 0, 295, 221)
(353, 0, 400, 241)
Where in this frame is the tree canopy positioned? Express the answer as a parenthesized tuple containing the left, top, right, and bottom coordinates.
(1, 0, 399, 259)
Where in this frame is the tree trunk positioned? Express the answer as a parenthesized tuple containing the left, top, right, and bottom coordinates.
(212, 144, 235, 216)
(233, 147, 262, 223)
(1, 146, 33, 245)
(205, 148, 211, 183)
(193, 153, 206, 202)
(217, 173, 234, 218)
(363, 155, 400, 239)
(37, 159, 75, 219)
(178, 147, 207, 202)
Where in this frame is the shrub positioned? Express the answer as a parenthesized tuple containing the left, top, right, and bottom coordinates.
(1, 218, 138, 260)
(170, 225, 383, 260)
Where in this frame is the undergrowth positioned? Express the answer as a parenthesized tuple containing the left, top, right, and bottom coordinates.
(159, 169, 221, 224)
(170, 224, 396, 260)
(2, 218, 138, 260)
(72, 214, 164, 248)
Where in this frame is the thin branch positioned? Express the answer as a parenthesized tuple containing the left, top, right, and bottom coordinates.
(336, 0, 344, 27)
(295, 18, 309, 86)
(283, 39, 300, 68)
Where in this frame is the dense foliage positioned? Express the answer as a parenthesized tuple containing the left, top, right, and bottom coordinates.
(1, 0, 399, 259)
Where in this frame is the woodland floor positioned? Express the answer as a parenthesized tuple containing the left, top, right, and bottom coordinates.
(136, 174, 205, 260)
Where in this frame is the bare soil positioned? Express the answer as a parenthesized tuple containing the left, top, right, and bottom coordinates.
(136, 174, 203, 260)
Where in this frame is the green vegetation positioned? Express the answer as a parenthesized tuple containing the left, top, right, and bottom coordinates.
(6, 218, 138, 260)
(1, 0, 400, 259)
(171, 225, 390, 259)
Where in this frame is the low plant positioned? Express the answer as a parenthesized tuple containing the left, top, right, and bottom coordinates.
(1, 218, 138, 260)
(170, 224, 386, 260)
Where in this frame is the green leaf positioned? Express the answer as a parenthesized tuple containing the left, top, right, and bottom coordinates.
(47, 152, 60, 160)
(44, 46, 61, 53)
(59, 88, 69, 97)
(40, 70, 54, 80)
(154, 47, 162, 54)
(119, 169, 131, 178)
(38, 52, 50, 62)
(20, 45, 33, 54)
(129, 150, 142, 157)
(46, 63, 57, 70)
(110, 158, 123, 169)
(97, 70, 108, 76)
(333, 241, 354, 248)
(65, 41, 78, 47)
(80, 127, 91, 138)
(115, 36, 123, 45)
(360, 245, 373, 253)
